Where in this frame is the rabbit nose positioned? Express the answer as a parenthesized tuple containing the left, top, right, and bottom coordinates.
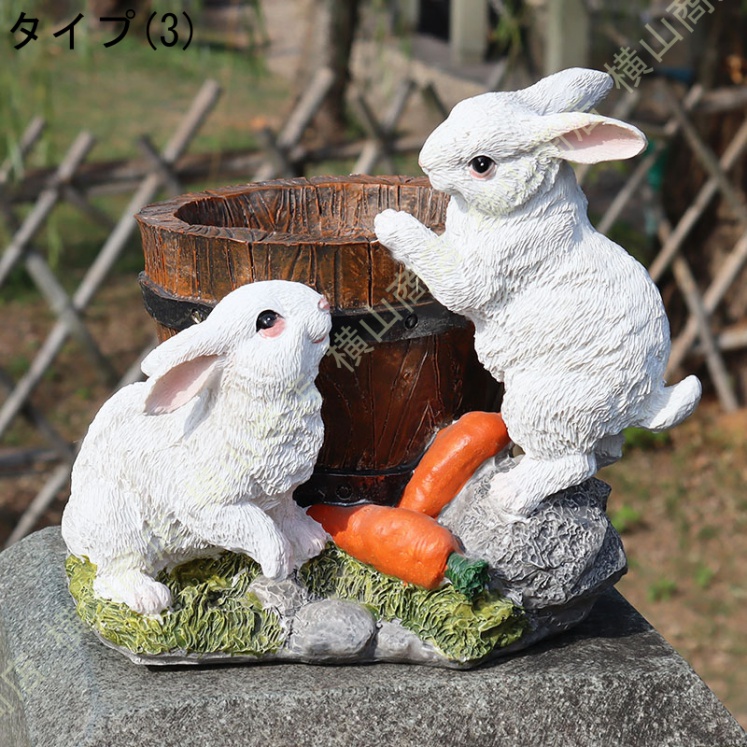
(318, 297, 330, 311)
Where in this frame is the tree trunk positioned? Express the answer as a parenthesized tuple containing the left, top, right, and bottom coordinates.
(302, 0, 363, 141)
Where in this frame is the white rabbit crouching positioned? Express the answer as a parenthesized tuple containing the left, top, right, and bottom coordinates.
(62, 280, 332, 614)
(375, 68, 701, 521)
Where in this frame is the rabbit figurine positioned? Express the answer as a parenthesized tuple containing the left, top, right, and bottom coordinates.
(62, 280, 332, 614)
(375, 68, 701, 521)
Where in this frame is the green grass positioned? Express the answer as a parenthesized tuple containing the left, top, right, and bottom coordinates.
(647, 577, 678, 602)
(5, 354, 30, 379)
(300, 545, 527, 662)
(66, 552, 286, 657)
(623, 426, 671, 450)
(610, 503, 644, 534)
(694, 563, 716, 591)
(67, 545, 527, 662)
(1, 19, 289, 169)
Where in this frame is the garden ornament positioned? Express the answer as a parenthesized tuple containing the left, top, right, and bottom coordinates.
(375, 67, 701, 520)
(62, 71, 685, 665)
(62, 280, 332, 615)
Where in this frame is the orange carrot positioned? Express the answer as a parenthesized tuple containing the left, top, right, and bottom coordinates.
(399, 411, 510, 517)
(307, 503, 460, 589)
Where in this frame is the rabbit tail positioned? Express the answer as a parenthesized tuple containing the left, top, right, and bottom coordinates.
(634, 376, 702, 432)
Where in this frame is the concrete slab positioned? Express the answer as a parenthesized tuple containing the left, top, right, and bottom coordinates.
(0, 528, 745, 747)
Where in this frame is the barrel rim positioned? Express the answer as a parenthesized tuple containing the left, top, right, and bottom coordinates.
(134, 174, 438, 241)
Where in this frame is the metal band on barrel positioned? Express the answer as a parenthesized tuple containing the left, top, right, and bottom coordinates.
(139, 272, 469, 343)
(293, 460, 422, 507)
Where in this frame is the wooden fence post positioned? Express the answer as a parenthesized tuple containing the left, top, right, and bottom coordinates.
(0, 80, 221, 443)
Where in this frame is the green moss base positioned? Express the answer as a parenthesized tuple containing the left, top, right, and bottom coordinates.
(300, 546, 526, 662)
(67, 546, 526, 663)
(66, 553, 285, 657)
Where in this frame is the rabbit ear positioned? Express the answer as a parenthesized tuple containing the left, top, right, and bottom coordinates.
(141, 321, 227, 379)
(141, 321, 228, 415)
(540, 112, 647, 164)
(144, 355, 222, 415)
(516, 68, 613, 115)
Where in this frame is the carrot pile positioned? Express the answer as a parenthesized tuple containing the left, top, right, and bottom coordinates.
(308, 412, 510, 596)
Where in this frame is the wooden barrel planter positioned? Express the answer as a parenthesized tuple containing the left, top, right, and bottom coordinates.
(136, 175, 501, 506)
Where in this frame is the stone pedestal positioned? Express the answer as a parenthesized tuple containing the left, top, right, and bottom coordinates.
(1, 528, 745, 747)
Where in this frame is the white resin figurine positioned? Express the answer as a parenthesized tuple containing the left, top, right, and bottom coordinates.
(62, 280, 332, 614)
(375, 67, 701, 520)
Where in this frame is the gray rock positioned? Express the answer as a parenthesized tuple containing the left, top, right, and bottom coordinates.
(373, 621, 446, 665)
(441, 456, 627, 610)
(1, 528, 745, 747)
(287, 599, 376, 661)
(248, 575, 309, 617)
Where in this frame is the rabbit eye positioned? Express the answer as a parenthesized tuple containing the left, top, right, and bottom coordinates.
(256, 310, 282, 331)
(469, 155, 495, 178)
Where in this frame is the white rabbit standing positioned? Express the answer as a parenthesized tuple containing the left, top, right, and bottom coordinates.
(62, 280, 332, 614)
(375, 68, 701, 521)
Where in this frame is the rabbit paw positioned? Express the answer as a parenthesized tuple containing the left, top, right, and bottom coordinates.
(94, 570, 172, 615)
(254, 534, 295, 581)
(292, 515, 329, 565)
(374, 209, 428, 260)
(485, 472, 537, 525)
(486, 453, 598, 523)
(266, 501, 329, 568)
